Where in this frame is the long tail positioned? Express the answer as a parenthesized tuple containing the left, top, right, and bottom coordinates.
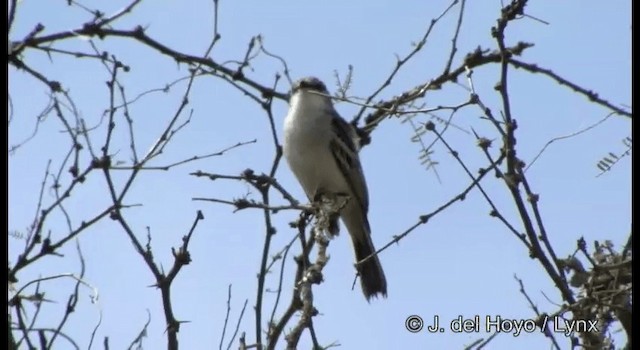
(353, 234, 387, 301)
(341, 204, 387, 301)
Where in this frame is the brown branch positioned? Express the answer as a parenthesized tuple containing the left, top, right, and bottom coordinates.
(14, 26, 288, 101)
(354, 0, 461, 125)
(360, 41, 534, 139)
(357, 133, 507, 267)
(514, 275, 561, 349)
(509, 58, 631, 118)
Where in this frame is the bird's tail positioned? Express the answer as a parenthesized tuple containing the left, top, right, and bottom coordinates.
(341, 202, 387, 301)
(353, 234, 387, 301)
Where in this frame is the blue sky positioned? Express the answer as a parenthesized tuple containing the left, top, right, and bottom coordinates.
(9, 1, 631, 349)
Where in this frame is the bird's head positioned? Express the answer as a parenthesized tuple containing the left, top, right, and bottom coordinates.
(291, 76, 329, 95)
(288, 76, 333, 110)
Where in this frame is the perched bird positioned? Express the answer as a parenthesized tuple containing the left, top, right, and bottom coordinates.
(283, 76, 387, 301)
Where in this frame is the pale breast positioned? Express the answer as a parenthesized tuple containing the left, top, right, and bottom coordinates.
(283, 110, 349, 200)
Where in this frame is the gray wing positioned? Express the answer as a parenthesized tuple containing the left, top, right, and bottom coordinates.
(329, 112, 369, 213)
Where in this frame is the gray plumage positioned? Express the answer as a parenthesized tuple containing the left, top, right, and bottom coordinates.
(283, 77, 387, 301)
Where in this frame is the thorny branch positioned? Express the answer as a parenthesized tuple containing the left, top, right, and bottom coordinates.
(8, 0, 629, 349)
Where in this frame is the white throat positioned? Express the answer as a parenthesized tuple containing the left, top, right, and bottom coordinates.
(288, 90, 333, 123)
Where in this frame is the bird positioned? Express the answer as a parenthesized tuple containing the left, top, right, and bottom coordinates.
(282, 76, 387, 301)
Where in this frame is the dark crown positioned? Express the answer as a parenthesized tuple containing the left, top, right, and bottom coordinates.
(292, 76, 328, 94)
